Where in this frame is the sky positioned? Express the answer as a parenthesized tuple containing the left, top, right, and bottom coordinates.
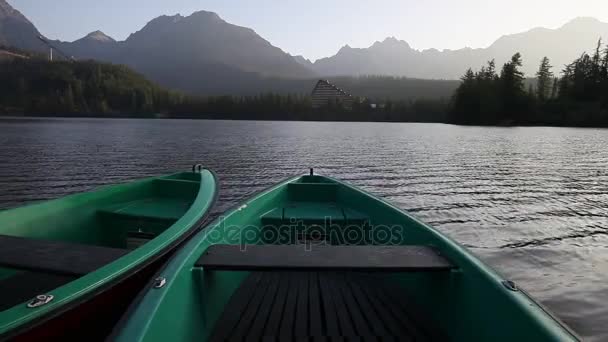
(10, 0, 608, 61)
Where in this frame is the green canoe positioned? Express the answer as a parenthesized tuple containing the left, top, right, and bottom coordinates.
(0, 168, 218, 339)
(113, 173, 579, 341)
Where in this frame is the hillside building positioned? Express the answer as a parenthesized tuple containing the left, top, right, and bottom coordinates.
(311, 80, 354, 110)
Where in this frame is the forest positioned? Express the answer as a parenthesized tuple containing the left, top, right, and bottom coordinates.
(449, 40, 608, 126)
(0, 56, 180, 116)
(0, 52, 448, 122)
(2, 42, 608, 126)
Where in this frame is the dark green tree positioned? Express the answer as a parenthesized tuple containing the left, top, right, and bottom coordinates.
(550, 78, 559, 99)
(500, 53, 525, 97)
(448, 68, 478, 124)
(499, 53, 527, 121)
(535, 57, 554, 101)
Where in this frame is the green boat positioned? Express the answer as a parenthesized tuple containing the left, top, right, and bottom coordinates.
(113, 172, 579, 341)
(0, 167, 218, 340)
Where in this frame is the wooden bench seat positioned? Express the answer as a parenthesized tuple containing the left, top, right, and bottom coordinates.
(0, 235, 129, 276)
(196, 244, 454, 272)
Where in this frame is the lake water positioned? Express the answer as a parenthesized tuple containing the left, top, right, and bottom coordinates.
(1, 117, 607, 340)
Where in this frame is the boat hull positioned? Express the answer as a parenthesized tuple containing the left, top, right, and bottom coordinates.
(0, 169, 219, 339)
(13, 254, 163, 341)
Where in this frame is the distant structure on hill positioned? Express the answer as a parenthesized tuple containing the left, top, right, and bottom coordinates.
(311, 80, 354, 110)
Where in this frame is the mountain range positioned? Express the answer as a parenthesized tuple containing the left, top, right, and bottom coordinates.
(310, 18, 608, 79)
(2, 0, 608, 95)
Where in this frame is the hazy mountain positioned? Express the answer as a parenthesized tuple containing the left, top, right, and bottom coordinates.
(83, 30, 115, 43)
(54, 11, 315, 93)
(52, 31, 118, 60)
(2, 1, 315, 94)
(313, 17, 608, 79)
(0, 0, 44, 51)
(3, 0, 608, 93)
(112, 12, 313, 79)
(292, 55, 314, 68)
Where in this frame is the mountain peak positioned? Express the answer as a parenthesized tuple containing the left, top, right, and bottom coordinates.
(560, 17, 604, 30)
(338, 44, 352, 52)
(383, 36, 400, 43)
(188, 10, 222, 21)
(129, 11, 224, 40)
(371, 36, 410, 49)
(292, 54, 313, 67)
(0, 0, 28, 22)
(150, 14, 184, 25)
(83, 30, 115, 42)
(564, 17, 601, 25)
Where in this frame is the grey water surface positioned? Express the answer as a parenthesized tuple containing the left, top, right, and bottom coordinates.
(1, 117, 607, 340)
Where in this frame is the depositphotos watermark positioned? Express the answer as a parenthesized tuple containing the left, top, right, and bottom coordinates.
(202, 217, 405, 250)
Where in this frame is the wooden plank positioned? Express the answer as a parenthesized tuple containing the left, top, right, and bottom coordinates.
(308, 272, 323, 337)
(0, 235, 129, 276)
(346, 277, 390, 337)
(325, 273, 356, 337)
(361, 277, 422, 340)
(294, 272, 310, 338)
(355, 277, 410, 338)
(263, 272, 290, 337)
(244, 273, 281, 340)
(231, 273, 274, 339)
(209, 272, 263, 342)
(378, 280, 449, 341)
(279, 273, 299, 340)
(197, 245, 454, 271)
(318, 272, 340, 336)
(335, 273, 374, 337)
(374, 284, 427, 340)
(210, 271, 444, 340)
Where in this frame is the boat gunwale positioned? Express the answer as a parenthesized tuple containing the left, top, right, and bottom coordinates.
(0, 169, 220, 339)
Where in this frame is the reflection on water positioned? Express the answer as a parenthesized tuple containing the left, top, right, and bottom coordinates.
(1, 117, 607, 340)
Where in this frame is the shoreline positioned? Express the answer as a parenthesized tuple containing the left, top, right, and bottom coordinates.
(2, 114, 608, 130)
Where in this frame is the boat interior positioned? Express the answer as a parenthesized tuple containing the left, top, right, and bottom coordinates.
(206, 271, 445, 340)
(199, 175, 451, 340)
(0, 172, 201, 311)
(131, 175, 566, 341)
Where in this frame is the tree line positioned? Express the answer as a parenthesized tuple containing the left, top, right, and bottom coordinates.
(450, 40, 608, 126)
(0, 58, 183, 116)
(0, 55, 447, 122)
(3, 42, 608, 126)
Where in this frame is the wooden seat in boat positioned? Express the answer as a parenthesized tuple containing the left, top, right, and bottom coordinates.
(0, 234, 129, 276)
(196, 244, 454, 272)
